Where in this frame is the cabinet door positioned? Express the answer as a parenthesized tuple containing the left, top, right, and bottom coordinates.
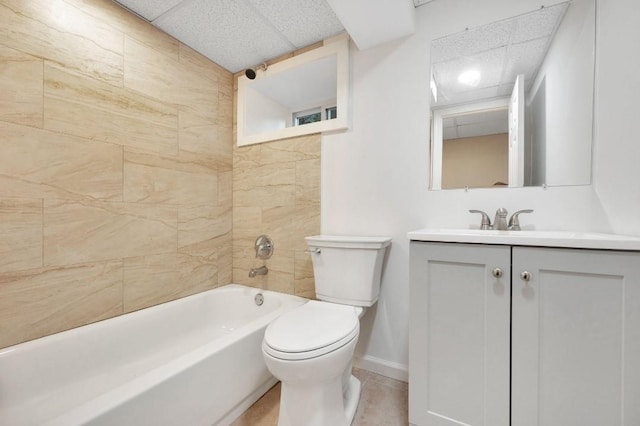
(512, 247, 640, 426)
(410, 242, 511, 426)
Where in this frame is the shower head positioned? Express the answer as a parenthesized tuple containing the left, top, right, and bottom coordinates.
(244, 63, 268, 80)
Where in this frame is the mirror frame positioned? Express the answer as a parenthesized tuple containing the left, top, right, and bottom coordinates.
(237, 35, 350, 146)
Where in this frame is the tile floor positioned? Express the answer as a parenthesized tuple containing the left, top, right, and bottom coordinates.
(231, 368, 409, 425)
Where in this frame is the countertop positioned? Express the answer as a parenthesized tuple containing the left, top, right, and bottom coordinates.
(407, 229, 640, 251)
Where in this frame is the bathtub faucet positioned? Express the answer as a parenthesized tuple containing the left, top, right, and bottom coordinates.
(249, 265, 268, 278)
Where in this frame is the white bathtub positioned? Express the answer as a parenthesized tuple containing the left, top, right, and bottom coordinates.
(0, 284, 306, 426)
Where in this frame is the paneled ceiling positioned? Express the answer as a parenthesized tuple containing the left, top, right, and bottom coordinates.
(443, 109, 509, 140)
(431, 2, 569, 107)
(113, 0, 419, 73)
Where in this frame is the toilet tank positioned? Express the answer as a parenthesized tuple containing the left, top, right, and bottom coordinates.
(304, 235, 391, 307)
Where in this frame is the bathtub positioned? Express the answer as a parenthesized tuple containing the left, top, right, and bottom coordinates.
(0, 284, 306, 425)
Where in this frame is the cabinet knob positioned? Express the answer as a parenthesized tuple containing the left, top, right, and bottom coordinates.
(520, 271, 532, 282)
(492, 268, 503, 278)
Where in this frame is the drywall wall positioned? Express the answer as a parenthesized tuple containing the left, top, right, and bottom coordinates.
(442, 133, 509, 189)
(321, 0, 635, 378)
(530, 0, 595, 186)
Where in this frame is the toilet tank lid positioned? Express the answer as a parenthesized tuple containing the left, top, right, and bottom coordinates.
(305, 235, 392, 249)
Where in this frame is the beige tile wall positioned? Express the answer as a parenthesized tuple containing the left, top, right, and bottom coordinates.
(0, 0, 233, 349)
(232, 135, 320, 299)
(230, 45, 323, 300)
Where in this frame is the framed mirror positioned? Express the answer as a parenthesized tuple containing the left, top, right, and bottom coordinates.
(429, 0, 595, 190)
(237, 35, 350, 146)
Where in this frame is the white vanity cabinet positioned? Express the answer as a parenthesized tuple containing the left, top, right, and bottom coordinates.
(511, 246, 640, 426)
(409, 239, 640, 426)
(409, 242, 511, 426)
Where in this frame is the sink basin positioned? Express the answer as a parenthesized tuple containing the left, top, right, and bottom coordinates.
(407, 228, 640, 250)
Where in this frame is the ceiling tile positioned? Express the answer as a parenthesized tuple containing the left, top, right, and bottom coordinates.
(498, 83, 515, 97)
(114, 0, 185, 21)
(247, 0, 344, 48)
(443, 109, 508, 140)
(431, 2, 570, 108)
(455, 109, 507, 126)
(502, 38, 550, 89)
(115, 0, 415, 73)
(153, 0, 295, 72)
(511, 3, 569, 45)
(455, 119, 508, 139)
(431, 20, 513, 63)
(433, 47, 506, 98)
(436, 86, 502, 108)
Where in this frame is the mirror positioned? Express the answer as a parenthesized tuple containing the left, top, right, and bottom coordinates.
(429, 0, 595, 190)
(237, 35, 350, 146)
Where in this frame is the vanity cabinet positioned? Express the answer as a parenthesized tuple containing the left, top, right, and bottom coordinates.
(409, 241, 640, 426)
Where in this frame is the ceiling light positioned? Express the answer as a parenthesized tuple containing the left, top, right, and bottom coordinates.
(458, 69, 481, 87)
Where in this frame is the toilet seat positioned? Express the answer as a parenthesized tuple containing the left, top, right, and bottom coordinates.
(263, 301, 359, 361)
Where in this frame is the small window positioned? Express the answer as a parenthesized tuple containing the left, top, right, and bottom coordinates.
(293, 108, 321, 126)
(326, 106, 337, 120)
(295, 112, 321, 126)
(293, 105, 337, 126)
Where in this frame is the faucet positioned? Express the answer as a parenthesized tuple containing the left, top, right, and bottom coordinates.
(470, 208, 533, 231)
(493, 208, 508, 230)
(468, 208, 507, 230)
(248, 265, 268, 278)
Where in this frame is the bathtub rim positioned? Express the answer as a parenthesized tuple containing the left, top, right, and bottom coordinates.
(0, 284, 309, 426)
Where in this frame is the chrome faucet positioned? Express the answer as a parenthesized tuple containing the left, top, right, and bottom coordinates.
(493, 208, 508, 230)
(248, 265, 268, 278)
(470, 208, 534, 231)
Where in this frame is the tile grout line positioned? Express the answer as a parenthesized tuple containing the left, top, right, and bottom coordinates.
(41, 198, 45, 269)
(41, 58, 44, 129)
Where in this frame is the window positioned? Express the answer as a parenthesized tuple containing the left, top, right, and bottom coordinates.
(237, 35, 349, 146)
(293, 105, 337, 127)
(294, 109, 321, 126)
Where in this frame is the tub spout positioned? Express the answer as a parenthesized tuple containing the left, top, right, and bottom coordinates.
(249, 265, 268, 278)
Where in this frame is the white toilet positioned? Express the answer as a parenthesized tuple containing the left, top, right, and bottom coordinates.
(262, 235, 391, 426)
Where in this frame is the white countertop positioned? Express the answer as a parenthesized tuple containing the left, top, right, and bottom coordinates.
(407, 229, 640, 251)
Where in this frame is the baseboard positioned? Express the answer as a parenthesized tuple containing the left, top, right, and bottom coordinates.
(353, 353, 408, 383)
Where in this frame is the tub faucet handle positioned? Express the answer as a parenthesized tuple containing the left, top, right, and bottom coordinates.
(254, 235, 274, 259)
(508, 209, 534, 231)
(469, 210, 492, 230)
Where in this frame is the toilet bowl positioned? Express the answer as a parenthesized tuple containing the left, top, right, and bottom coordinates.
(263, 301, 361, 426)
(262, 235, 391, 426)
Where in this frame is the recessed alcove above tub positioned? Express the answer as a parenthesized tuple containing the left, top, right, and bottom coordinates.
(237, 34, 350, 146)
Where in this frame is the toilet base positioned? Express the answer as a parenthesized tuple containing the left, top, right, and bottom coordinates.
(277, 374, 361, 426)
(344, 375, 362, 424)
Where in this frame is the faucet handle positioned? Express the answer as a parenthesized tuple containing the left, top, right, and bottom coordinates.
(508, 209, 534, 231)
(469, 210, 492, 230)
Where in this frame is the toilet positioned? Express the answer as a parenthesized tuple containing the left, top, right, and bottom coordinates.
(262, 235, 391, 426)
